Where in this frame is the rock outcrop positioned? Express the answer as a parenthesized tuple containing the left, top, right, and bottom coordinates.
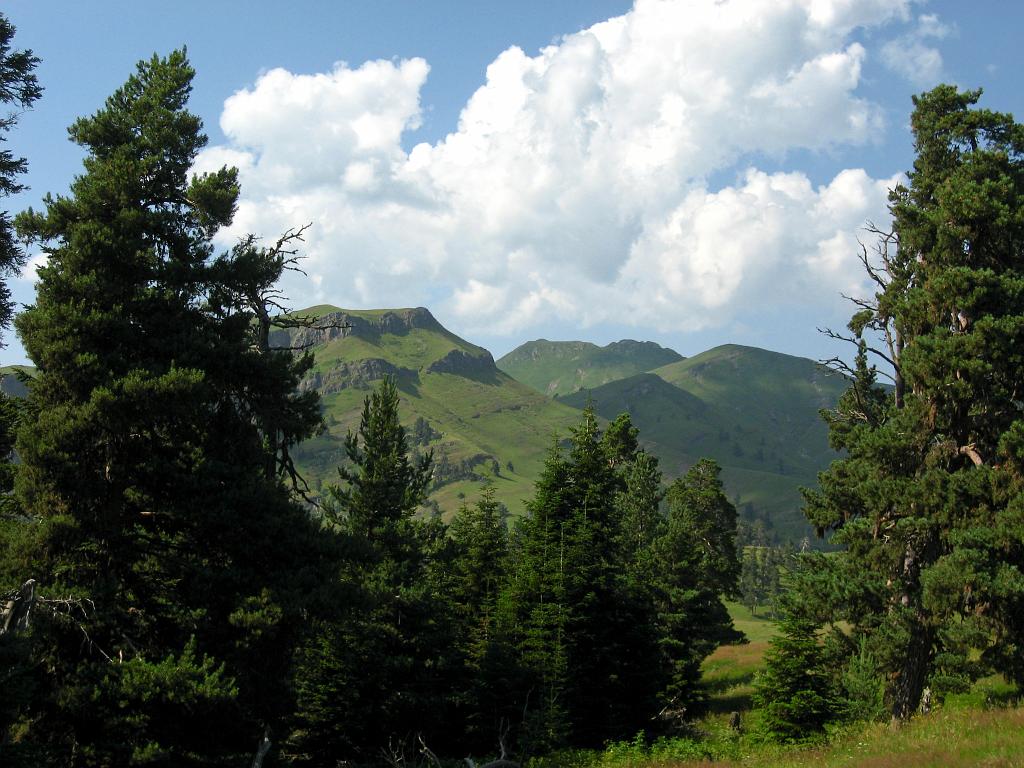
(426, 348, 497, 377)
(298, 358, 413, 394)
(285, 307, 442, 349)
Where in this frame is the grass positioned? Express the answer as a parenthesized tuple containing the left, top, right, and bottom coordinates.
(288, 313, 582, 516)
(700, 601, 778, 715)
(526, 604, 1023, 768)
(529, 706, 1024, 768)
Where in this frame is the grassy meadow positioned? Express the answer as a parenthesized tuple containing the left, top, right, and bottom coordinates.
(525, 603, 1023, 768)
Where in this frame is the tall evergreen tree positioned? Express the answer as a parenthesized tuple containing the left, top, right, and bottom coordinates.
(651, 459, 741, 714)
(289, 376, 443, 764)
(0, 13, 40, 341)
(446, 483, 516, 752)
(3, 50, 328, 765)
(502, 408, 661, 750)
(803, 85, 1024, 719)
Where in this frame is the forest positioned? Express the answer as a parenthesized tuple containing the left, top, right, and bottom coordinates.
(1, 14, 1023, 768)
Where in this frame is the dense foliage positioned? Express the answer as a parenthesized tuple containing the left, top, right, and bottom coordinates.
(0, 50, 330, 766)
(767, 84, 1024, 737)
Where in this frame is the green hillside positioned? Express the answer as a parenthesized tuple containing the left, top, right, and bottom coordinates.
(652, 344, 849, 478)
(556, 345, 850, 542)
(497, 338, 683, 396)
(3, 318, 847, 539)
(0, 365, 33, 398)
(285, 307, 582, 516)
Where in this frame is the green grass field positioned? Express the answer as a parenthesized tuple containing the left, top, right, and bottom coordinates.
(526, 604, 1023, 768)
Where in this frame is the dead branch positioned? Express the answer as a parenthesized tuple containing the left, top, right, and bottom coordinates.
(818, 327, 898, 372)
(417, 734, 443, 767)
(250, 726, 272, 768)
(959, 443, 985, 467)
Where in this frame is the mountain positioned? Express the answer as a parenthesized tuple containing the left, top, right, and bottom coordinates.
(557, 344, 850, 541)
(651, 345, 848, 477)
(282, 306, 582, 516)
(497, 338, 683, 397)
(1, 310, 849, 540)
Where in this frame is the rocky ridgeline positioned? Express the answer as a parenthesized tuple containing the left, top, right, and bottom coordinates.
(281, 307, 444, 349)
(287, 307, 500, 394)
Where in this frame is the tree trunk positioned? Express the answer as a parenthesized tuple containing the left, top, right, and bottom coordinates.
(888, 621, 933, 721)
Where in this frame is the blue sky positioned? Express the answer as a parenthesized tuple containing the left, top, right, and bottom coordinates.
(4, 1, 1023, 365)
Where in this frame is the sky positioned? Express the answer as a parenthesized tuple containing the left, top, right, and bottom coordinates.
(4, 0, 1023, 365)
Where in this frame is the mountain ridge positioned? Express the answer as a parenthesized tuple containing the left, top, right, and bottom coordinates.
(497, 337, 683, 396)
(1, 309, 849, 540)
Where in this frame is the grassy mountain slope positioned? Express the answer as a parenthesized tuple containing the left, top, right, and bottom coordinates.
(555, 345, 850, 541)
(0, 366, 33, 398)
(286, 307, 581, 516)
(497, 338, 683, 397)
(652, 344, 849, 478)
(3, 314, 847, 539)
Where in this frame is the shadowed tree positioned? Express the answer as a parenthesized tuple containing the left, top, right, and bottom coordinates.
(4, 49, 330, 765)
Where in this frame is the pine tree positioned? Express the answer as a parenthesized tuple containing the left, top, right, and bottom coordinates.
(0, 13, 40, 340)
(0, 23, 40, 755)
(652, 459, 741, 714)
(4, 50, 328, 765)
(502, 408, 660, 750)
(754, 609, 835, 741)
(803, 85, 1024, 719)
(501, 439, 572, 750)
(447, 483, 516, 751)
(289, 376, 442, 764)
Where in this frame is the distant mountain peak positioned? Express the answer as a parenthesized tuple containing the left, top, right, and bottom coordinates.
(497, 338, 683, 397)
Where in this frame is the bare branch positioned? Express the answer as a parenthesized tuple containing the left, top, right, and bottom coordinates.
(818, 327, 898, 371)
(417, 734, 443, 768)
(959, 443, 985, 467)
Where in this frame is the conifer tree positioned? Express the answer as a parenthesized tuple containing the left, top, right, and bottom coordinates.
(754, 610, 836, 741)
(501, 439, 572, 749)
(652, 459, 741, 713)
(447, 483, 516, 751)
(503, 408, 660, 750)
(4, 50, 327, 765)
(289, 376, 443, 764)
(0, 27, 40, 724)
(803, 85, 1024, 719)
(0, 13, 40, 340)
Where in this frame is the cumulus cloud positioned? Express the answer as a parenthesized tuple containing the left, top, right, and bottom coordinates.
(198, 0, 923, 341)
(880, 13, 953, 87)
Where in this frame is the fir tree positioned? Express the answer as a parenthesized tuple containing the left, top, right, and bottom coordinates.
(289, 376, 443, 764)
(652, 459, 741, 714)
(502, 408, 660, 750)
(447, 483, 516, 751)
(754, 610, 835, 741)
(4, 50, 328, 765)
(0, 13, 40, 341)
(0, 21, 39, 757)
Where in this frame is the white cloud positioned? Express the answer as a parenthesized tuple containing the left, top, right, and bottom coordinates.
(198, 0, 915, 341)
(880, 12, 953, 87)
